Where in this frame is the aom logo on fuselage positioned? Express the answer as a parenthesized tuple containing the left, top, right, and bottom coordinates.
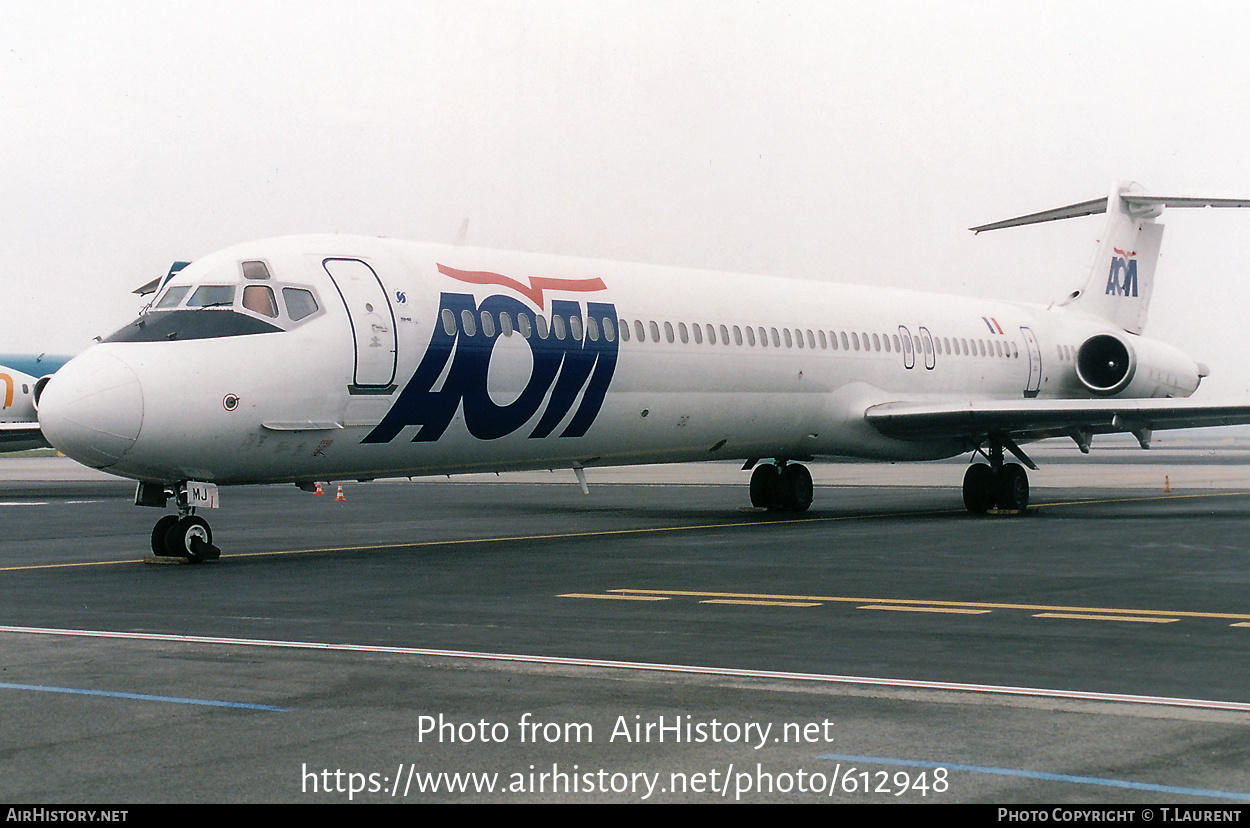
(363, 265, 618, 444)
(1105, 248, 1139, 297)
(435, 263, 607, 309)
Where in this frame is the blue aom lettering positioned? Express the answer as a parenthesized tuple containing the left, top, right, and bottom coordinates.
(1105, 254, 1139, 297)
(363, 292, 618, 444)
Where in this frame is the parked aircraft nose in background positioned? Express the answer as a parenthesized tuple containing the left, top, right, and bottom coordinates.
(1, 353, 72, 453)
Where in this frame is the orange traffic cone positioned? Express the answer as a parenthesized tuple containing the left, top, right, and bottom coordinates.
(335, 484, 346, 502)
(1164, 475, 1171, 493)
(314, 482, 324, 495)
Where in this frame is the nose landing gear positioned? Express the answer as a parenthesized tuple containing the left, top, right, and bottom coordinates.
(140, 481, 221, 562)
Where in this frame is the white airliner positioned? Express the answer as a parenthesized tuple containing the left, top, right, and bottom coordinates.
(0, 354, 69, 452)
(35, 182, 1250, 561)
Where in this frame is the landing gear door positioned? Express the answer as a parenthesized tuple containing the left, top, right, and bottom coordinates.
(1020, 326, 1042, 398)
(324, 258, 397, 392)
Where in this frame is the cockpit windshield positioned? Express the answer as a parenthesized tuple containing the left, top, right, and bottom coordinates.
(154, 285, 191, 309)
(186, 285, 236, 308)
(107, 260, 323, 343)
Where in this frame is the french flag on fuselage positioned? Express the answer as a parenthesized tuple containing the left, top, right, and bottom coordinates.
(982, 316, 1003, 334)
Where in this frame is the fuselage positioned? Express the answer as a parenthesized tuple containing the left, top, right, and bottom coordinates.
(36, 235, 1201, 486)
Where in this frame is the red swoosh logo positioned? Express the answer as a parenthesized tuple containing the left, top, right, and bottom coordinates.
(437, 264, 606, 310)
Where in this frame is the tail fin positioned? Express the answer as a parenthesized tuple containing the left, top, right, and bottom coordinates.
(1061, 181, 1163, 334)
(971, 182, 1250, 335)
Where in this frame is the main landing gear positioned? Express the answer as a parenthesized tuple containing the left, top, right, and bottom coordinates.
(139, 481, 221, 562)
(962, 436, 1034, 515)
(748, 461, 813, 512)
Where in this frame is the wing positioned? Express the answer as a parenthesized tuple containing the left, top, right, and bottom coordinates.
(0, 422, 50, 452)
(865, 398, 1250, 448)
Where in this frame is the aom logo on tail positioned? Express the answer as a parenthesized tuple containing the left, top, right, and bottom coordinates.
(1106, 248, 1139, 297)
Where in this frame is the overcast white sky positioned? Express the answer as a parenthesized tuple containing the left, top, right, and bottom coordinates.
(5, 1, 1250, 397)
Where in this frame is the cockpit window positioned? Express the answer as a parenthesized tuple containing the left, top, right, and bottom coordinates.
(155, 285, 190, 309)
(108, 269, 324, 343)
(187, 285, 236, 307)
(242, 285, 279, 318)
(241, 260, 271, 280)
(283, 287, 319, 321)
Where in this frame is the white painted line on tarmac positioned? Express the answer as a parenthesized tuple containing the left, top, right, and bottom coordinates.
(3, 624, 1250, 713)
(0, 500, 104, 506)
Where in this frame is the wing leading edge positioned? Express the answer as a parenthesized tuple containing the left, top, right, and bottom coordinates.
(865, 399, 1250, 448)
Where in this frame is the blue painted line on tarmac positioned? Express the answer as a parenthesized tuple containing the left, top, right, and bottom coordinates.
(0, 681, 291, 712)
(818, 753, 1250, 802)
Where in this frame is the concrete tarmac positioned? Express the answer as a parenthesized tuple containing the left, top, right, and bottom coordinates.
(2, 453, 1250, 803)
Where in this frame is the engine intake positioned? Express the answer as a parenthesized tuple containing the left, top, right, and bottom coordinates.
(31, 375, 54, 410)
(1075, 334, 1135, 395)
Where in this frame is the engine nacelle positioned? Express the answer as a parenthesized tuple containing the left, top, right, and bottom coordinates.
(1074, 332, 1201, 397)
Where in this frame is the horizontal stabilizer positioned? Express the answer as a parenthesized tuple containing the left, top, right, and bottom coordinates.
(970, 198, 1108, 233)
(971, 193, 1250, 233)
(1124, 195, 1250, 210)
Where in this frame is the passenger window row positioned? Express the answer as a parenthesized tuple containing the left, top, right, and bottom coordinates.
(617, 320, 1018, 359)
(439, 308, 1021, 361)
(440, 308, 619, 343)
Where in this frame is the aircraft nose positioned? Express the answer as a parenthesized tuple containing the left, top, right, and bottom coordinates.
(38, 349, 144, 468)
